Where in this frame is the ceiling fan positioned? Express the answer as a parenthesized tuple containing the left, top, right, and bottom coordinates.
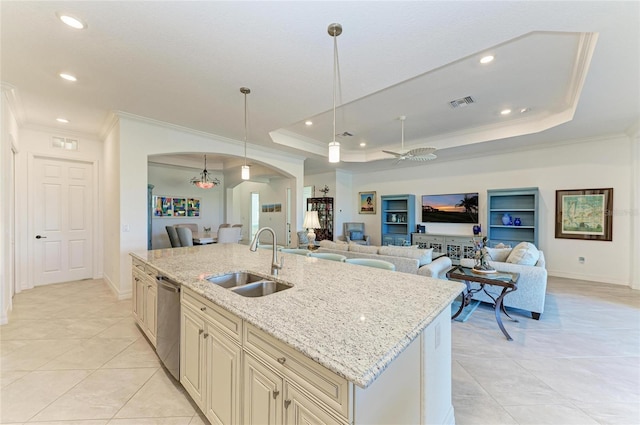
(383, 116, 437, 162)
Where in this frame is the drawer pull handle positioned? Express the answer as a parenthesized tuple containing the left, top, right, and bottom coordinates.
(284, 399, 291, 409)
(272, 390, 280, 399)
(199, 329, 204, 335)
(200, 307, 206, 311)
(277, 357, 286, 365)
(203, 333, 209, 339)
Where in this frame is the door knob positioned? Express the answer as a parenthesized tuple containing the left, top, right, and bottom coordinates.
(35, 235, 47, 239)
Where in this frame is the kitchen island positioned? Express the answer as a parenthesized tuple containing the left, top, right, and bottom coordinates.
(131, 243, 464, 424)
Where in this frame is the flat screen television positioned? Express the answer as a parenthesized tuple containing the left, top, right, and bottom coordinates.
(421, 193, 479, 223)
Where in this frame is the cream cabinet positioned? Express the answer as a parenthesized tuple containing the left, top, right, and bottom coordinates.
(181, 288, 242, 425)
(132, 259, 158, 347)
(180, 287, 455, 425)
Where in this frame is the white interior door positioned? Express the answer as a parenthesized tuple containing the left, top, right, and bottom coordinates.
(33, 157, 93, 285)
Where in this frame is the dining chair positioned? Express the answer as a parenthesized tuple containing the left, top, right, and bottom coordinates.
(345, 258, 396, 271)
(217, 227, 239, 243)
(165, 225, 182, 248)
(281, 248, 311, 256)
(218, 223, 231, 229)
(175, 223, 198, 233)
(307, 252, 346, 262)
(176, 226, 194, 247)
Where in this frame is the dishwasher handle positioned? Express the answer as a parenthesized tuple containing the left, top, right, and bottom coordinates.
(156, 276, 181, 293)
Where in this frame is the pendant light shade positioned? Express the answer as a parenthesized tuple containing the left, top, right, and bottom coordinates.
(240, 87, 251, 180)
(328, 23, 342, 163)
(190, 155, 220, 189)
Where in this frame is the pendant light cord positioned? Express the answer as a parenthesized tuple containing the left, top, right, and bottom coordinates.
(244, 91, 248, 166)
(332, 33, 338, 143)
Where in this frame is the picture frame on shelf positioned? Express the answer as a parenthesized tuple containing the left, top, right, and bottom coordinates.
(359, 191, 376, 214)
(555, 188, 613, 241)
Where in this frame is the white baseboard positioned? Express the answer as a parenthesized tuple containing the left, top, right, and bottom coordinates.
(548, 270, 629, 286)
(103, 273, 132, 300)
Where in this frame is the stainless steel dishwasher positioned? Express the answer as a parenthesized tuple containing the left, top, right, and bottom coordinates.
(155, 275, 181, 380)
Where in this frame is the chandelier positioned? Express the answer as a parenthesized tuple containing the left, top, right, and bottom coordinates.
(190, 155, 220, 189)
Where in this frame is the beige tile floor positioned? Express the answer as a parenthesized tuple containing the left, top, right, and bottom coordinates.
(1, 276, 638, 424)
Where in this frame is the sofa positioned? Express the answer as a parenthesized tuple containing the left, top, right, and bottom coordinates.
(316, 240, 452, 278)
(459, 243, 547, 319)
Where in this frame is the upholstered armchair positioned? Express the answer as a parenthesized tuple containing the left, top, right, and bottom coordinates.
(343, 222, 370, 245)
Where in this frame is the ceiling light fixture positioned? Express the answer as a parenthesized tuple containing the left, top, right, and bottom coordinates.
(190, 155, 220, 189)
(56, 118, 69, 123)
(59, 73, 77, 82)
(480, 55, 494, 64)
(305, 121, 313, 126)
(501, 109, 512, 115)
(240, 87, 251, 180)
(327, 23, 342, 163)
(57, 13, 86, 30)
(360, 142, 366, 147)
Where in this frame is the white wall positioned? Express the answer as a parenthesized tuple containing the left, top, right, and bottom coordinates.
(148, 163, 224, 249)
(0, 85, 20, 323)
(234, 178, 294, 246)
(352, 135, 634, 286)
(111, 114, 304, 298)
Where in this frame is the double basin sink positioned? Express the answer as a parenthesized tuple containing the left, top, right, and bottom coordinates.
(206, 272, 291, 297)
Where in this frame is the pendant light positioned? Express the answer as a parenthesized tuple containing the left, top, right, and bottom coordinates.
(328, 23, 342, 163)
(240, 87, 251, 180)
(190, 155, 220, 189)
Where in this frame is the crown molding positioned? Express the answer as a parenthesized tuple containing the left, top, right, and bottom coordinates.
(0, 82, 26, 126)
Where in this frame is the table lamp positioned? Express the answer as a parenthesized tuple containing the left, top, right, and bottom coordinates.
(303, 211, 321, 249)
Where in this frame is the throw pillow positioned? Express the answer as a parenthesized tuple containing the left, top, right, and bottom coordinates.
(378, 246, 433, 266)
(486, 247, 512, 262)
(297, 231, 309, 244)
(506, 242, 540, 266)
(334, 240, 349, 251)
(349, 231, 364, 241)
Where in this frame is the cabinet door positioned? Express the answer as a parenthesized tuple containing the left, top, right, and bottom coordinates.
(144, 280, 157, 346)
(244, 354, 283, 425)
(181, 306, 206, 409)
(284, 383, 343, 425)
(134, 275, 145, 326)
(206, 326, 242, 425)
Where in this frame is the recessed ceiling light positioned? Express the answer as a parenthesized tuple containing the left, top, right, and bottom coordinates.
(57, 13, 86, 30)
(56, 118, 69, 123)
(500, 109, 512, 115)
(359, 142, 366, 147)
(59, 73, 77, 82)
(305, 121, 313, 126)
(480, 55, 494, 64)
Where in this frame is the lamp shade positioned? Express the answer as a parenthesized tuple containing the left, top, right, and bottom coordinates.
(303, 211, 321, 229)
(328, 141, 340, 163)
(241, 165, 250, 180)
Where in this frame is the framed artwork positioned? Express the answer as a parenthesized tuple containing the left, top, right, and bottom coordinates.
(359, 191, 376, 214)
(555, 188, 613, 241)
(153, 196, 200, 218)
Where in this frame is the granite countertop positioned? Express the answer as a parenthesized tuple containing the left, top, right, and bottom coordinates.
(131, 244, 464, 388)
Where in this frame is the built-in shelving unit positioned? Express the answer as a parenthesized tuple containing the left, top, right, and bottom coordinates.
(487, 187, 539, 247)
(307, 197, 334, 241)
(381, 194, 415, 246)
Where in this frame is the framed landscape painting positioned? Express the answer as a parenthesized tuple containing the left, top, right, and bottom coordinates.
(359, 191, 376, 214)
(555, 188, 613, 241)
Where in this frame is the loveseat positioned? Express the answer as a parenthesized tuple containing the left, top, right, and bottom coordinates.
(316, 240, 452, 278)
(459, 244, 547, 319)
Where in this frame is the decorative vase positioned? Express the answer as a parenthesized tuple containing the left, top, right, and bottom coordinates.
(514, 217, 522, 226)
(391, 214, 397, 222)
(501, 213, 512, 226)
(472, 224, 481, 235)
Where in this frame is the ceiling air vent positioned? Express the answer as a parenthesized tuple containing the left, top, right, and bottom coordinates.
(52, 136, 78, 150)
(449, 96, 475, 109)
(337, 131, 353, 138)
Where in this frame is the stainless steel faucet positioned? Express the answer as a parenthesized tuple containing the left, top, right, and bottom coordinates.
(249, 227, 283, 276)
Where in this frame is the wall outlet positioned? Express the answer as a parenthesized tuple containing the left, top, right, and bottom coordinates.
(578, 256, 585, 263)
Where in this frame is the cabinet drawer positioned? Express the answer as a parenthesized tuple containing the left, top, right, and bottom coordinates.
(182, 288, 242, 342)
(132, 258, 146, 273)
(244, 323, 349, 418)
